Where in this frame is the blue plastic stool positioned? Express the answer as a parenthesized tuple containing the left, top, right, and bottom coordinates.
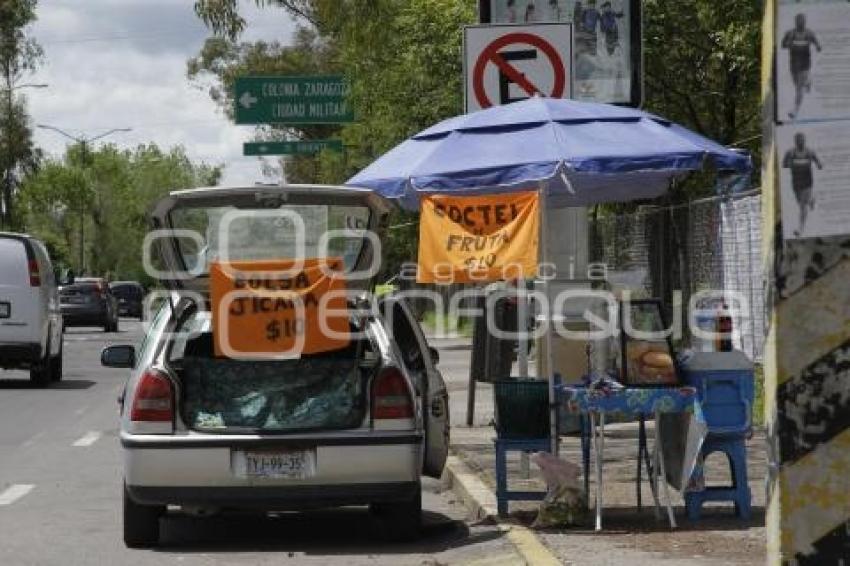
(685, 434, 751, 521)
(494, 438, 552, 516)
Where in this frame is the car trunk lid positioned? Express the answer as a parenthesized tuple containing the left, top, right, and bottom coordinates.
(149, 185, 391, 294)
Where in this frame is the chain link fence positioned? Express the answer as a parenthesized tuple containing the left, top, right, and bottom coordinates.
(590, 190, 765, 361)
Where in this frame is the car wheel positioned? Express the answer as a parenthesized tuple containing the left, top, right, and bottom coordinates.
(123, 483, 163, 548)
(30, 353, 51, 389)
(371, 485, 422, 542)
(50, 341, 63, 382)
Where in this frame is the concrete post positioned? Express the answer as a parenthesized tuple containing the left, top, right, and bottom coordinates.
(762, 1, 850, 563)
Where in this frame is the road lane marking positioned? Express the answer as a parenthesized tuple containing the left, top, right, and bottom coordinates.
(72, 431, 102, 447)
(0, 484, 35, 506)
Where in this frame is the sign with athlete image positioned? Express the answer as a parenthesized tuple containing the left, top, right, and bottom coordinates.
(777, 0, 850, 122)
(210, 258, 350, 358)
(478, 1, 642, 107)
(777, 122, 850, 239)
(464, 23, 572, 112)
(416, 192, 539, 283)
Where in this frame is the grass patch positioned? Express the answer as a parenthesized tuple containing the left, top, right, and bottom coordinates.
(420, 311, 474, 338)
(753, 363, 764, 427)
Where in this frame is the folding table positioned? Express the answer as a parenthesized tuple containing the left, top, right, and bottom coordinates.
(560, 385, 708, 530)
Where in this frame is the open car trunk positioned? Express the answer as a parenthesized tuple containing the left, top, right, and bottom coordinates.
(170, 314, 380, 433)
(149, 185, 392, 434)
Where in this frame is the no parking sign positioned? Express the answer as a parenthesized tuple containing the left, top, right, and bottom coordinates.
(464, 23, 573, 112)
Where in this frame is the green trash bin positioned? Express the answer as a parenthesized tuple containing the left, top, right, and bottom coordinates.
(493, 378, 550, 439)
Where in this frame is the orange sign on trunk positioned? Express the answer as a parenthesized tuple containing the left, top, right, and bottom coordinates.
(210, 258, 350, 358)
(417, 191, 539, 283)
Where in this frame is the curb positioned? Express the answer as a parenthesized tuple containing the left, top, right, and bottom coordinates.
(442, 455, 499, 523)
(443, 455, 562, 566)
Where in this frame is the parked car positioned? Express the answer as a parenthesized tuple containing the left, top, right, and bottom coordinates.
(60, 277, 119, 332)
(102, 185, 449, 547)
(110, 281, 145, 319)
(0, 232, 63, 386)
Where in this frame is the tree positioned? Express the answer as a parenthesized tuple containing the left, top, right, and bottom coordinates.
(191, 0, 475, 279)
(20, 143, 221, 282)
(0, 0, 42, 229)
(643, 0, 762, 195)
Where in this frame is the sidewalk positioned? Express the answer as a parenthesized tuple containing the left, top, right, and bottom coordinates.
(428, 334, 767, 566)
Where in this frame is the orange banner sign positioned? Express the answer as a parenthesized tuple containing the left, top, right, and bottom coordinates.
(417, 192, 539, 283)
(210, 258, 350, 358)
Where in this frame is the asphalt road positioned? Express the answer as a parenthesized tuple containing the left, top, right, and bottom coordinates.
(0, 320, 522, 566)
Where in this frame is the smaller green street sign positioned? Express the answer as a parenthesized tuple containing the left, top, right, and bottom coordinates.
(243, 140, 344, 156)
(234, 75, 353, 125)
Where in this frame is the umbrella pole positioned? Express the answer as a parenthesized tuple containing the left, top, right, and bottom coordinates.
(538, 182, 558, 456)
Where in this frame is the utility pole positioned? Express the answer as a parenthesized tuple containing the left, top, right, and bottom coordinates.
(37, 125, 131, 273)
(0, 82, 47, 229)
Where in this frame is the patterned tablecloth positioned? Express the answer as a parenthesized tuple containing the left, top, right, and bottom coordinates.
(560, 385, 708, 491)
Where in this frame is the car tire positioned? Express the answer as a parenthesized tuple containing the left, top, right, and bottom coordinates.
(123, 483, 163, 548)
(371, 485, 422, 542)
(30, 353, 51, 389)
(50, 340, 63, 382)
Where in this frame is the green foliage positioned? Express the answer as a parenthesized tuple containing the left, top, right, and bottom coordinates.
(191, 0, 475, 279)
(0, 0, 43, 229)
(19, 143, 221, 283)
(644, 0, 762, 197)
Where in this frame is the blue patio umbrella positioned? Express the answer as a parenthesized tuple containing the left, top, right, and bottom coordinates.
(346, 96, 751, 210)
(346, 97, 751, 452)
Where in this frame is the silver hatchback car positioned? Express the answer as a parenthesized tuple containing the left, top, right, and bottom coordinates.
(102, 185, 449, 547)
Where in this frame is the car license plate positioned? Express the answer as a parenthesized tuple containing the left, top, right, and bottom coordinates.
(63, 295, 86, 304)
(0, 302, 9, 318)
(232, 449, 316, 479)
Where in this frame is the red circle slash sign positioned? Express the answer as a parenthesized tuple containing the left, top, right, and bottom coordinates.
(472, 32, 566, 109)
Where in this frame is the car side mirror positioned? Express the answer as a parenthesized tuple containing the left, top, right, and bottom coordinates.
(101, 345, 135, 368)
(428, 346, 440, 365)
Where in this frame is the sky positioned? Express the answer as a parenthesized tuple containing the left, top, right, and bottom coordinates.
(26, 0, 298, 186)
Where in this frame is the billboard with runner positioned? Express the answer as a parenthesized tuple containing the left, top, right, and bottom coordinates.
(479, 0, 642, 107)
(776, 0, 850, 122)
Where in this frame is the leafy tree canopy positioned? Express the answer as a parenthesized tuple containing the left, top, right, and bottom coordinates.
(20, 143, 221, 283)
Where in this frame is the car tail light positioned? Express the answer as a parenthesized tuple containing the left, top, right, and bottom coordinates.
(372, 367, 413, 419)
(28, 260, 41, 287)
(130, 369, 174, 423)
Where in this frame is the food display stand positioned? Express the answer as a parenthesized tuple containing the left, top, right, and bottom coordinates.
(345, 96, 752, 526)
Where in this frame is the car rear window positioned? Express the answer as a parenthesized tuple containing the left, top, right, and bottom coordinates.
(168, 203, 371, 276)
(112, 285, 141, 298)
(61, 284, 99, 294)
(0, 238, 28, 286)
(168, 311, 377, 433)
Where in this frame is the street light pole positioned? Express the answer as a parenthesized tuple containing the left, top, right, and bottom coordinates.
(1, 83, 47, 229)
(36, 124, 131, 274)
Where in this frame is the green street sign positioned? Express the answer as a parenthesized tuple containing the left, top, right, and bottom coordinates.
(234, 75, 353, 125)
(243, 140, 344, 156)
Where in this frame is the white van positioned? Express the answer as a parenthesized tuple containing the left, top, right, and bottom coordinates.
(0, 233, 63, 386)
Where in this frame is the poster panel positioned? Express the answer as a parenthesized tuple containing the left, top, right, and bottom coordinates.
(776, 0, 850, 122)
(777, 122, 850, 239)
